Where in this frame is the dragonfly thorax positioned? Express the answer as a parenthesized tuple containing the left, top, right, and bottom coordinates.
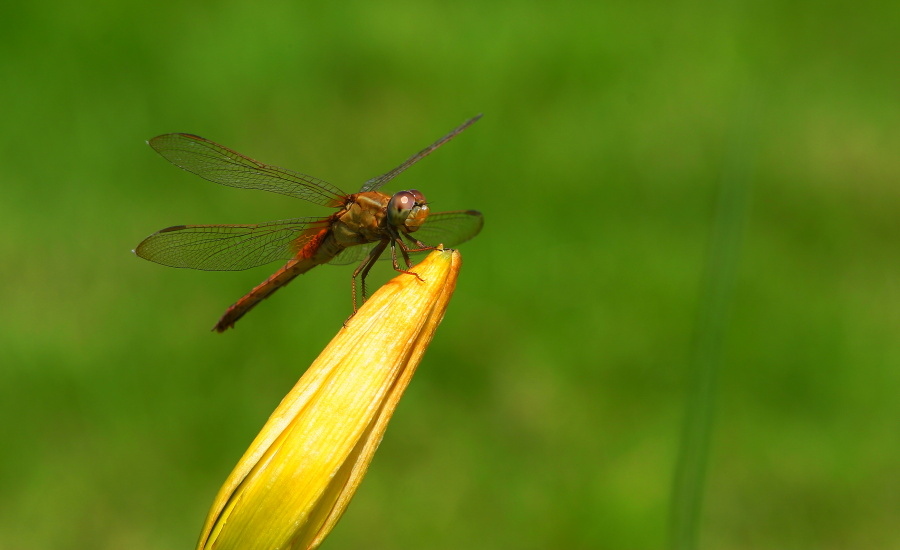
(387, 189, 429, 233)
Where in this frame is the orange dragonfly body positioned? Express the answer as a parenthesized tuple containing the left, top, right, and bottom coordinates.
(134, 115, 483, 332)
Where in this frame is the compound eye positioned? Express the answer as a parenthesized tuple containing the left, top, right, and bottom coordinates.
(389, 191, 417, 214)
(387, 190, 424, 226)
(408, 189, 426, 204)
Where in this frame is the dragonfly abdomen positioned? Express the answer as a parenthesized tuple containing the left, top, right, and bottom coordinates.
(214, 230, 339, 332)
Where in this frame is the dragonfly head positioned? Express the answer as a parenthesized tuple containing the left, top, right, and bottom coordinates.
(387, 189, 429, 233)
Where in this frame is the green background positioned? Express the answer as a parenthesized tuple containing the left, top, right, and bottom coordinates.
(1, 1, 897, 549)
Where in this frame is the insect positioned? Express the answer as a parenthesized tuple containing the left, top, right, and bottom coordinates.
(134, 115, 483, 332)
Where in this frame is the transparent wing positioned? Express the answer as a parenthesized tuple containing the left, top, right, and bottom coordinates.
(148, 133, 347, 207)
(412, 210, 484, 248)
(329, 241, 382, 266)
(326, 210, 484, 266)
(359, 114, 482, 193)
(134, 218, 326, 271)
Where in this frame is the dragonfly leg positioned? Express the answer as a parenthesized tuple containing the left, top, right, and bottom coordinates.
(390, 239, 425, 282)
(401, 233, 435, 254)
(351, 239, 388, 312)
(397, 239, 414, 269)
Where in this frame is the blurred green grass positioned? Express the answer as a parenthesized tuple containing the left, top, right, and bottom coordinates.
(1, 1, 897, 549)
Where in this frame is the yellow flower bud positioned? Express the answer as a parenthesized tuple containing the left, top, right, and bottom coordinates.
(197, 247, 462, 550)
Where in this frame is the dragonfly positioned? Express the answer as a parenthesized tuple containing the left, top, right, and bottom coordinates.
(134, 115, 483, 332)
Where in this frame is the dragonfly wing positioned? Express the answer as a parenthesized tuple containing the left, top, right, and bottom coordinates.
(359, 114, 482, 192)
(134, 217, 324, 271)
(411, 210, 484, 249)
(328, 242, 382, 266)
(148, 134, 347, 207)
